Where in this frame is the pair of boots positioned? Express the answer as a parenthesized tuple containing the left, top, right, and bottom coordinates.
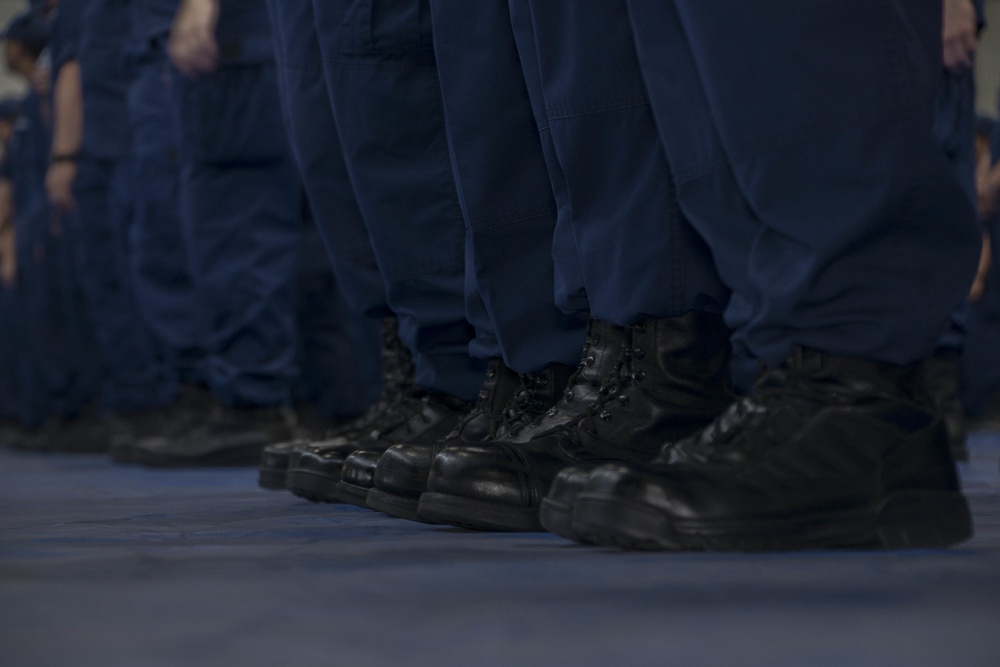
(111, 384, 298, 467)
(259, 318, 478, 502)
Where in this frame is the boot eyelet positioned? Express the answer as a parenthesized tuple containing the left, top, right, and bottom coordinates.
(599, 411, 612, 421)
(632, 348, 645, 360)
(618, 395, 629, 406)
(633, 371, 646, 381)
(584, 356, 596, 367)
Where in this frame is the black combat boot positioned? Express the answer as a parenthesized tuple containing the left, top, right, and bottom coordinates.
(917, 350, 968, 461)
(333, 392, 473, 507)
(110, 385, 216, 464)
(568, 348, 973, 551)
(132, 404, 295, 467)
(367, 358, 572, 521)
(420, 312, 733, 531)
(264, 317, 415, 493)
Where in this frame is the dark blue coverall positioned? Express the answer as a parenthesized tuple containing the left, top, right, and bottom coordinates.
(170, 0, 301, 408)
(52, 0, 176, 416)
(127, 0, 207, 384)
(267, 0, 586, 398)
(620, 0, 979, 368)
(1, 88, 94, 426)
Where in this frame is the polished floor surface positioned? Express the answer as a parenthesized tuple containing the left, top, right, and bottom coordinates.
(2, 433, 999, 667)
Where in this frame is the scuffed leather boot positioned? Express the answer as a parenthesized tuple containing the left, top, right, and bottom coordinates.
(420, 312, 733, 531)
(569, 348, 973, 551)
(917, 350, 968, 461)
(333, 392, 473, 507)
(262, 317, 415, 493)
(133, 404, 295, 467)
(372, 319, 623, 524)
(367, 358, 574, 521)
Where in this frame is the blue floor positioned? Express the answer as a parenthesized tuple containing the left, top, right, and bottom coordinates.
(2, 434, 999, 667)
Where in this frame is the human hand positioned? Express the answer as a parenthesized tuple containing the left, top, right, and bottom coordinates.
(45, 160, 77, 212)
(943, 0, 978, 74)
(168, 0, 220, 77)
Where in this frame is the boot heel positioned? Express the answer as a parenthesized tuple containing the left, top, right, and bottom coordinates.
(875, 490, 973, 549)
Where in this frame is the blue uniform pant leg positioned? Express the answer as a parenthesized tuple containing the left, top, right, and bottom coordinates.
(627, 0, 981, 366)
(518, 0, 727, 325)
(960, 215, 1000, 415)
(0, 286, 27, 422)
(128, 54, 207, 382)
(174, 65, 300, 408)
(429, 0, 587, 372)
(293, 219, 382, 418)
(49, 218, 101, 415)
(933, 68, 979, 353)
(267, 0, 384, 410)
(311, 0, 484, 400)
(12, 214, 58, 425)
(505, 1, 588, 318)
(267, 0, 389, 320)
(37, 217, 94, 418)
(71, 158, 175, 414)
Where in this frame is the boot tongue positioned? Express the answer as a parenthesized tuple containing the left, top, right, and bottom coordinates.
(450, 360, 521, 441)
(497, 364, 576, 437)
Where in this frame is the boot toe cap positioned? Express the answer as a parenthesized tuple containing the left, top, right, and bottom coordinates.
(374, 442, 439, 497)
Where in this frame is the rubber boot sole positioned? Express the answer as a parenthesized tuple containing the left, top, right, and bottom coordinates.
(366, 489, 435, 523)
(418, 492, 543, 532)
(570, 489, 974, 551)
(286, 467, 341, 503)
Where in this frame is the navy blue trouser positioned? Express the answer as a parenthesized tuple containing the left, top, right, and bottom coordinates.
(303, 0, 485, 399)
(71, 157, 176, 414)
(0, 286, 20, 421)
(173, 64, 300, 408)
(12, 202, 89, 424)
(128, 51, 206, 382)
(960, 215, 1000, 414)
(292, 214, 382, 418)
(49, 217, 102, 416)
(266, 0, 387, 319)
(427, 1, 587, 372)
(510, 0, 729, 326)
(4, 99, 97, 422)
(933, 67, 978, 352)
(505, 2, 588, 316)
(626, 0, 980, 366)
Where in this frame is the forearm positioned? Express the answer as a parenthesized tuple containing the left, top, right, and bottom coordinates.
(50, 60, 83, 158)
(0, 179, 12, 234)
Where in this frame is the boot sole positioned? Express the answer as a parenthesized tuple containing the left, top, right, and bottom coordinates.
(285, 468, 341, 503)
(418, 492, 543, 532)
(335, 481, 373, 508)
(540, 497, 594, 543)
(571, 489, 974, 551)
(366, 489, 435, 523)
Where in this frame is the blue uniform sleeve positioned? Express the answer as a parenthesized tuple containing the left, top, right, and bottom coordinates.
(48, 0, 90, 73)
